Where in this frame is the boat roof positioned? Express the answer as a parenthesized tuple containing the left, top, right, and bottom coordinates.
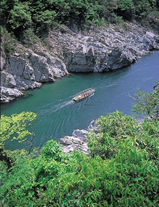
(75, 88, 95, 96)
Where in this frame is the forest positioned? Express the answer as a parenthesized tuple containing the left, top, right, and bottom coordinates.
(0, 83, 159, 206)
(1, 0, 159, 39)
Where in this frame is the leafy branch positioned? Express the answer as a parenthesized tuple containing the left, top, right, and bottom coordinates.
(129, 81, 159, 120)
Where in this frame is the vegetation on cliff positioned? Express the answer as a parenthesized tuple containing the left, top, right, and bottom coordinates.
(0, 85, 158, 206)
(1, 0, 159, 39)
(1, 0, 159, 60)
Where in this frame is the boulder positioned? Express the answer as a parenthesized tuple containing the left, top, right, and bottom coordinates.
(72, 129, 89, 140)
(67, 46, 95, 72)
(59, 121, 100, 156)
(59, 130, 89, 155)
(59, 136, 84, 145)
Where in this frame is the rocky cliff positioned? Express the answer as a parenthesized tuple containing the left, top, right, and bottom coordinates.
(1, 23, 159, 103)
(0, 46, 68, 103)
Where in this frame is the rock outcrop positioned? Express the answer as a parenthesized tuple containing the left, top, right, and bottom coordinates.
(59, 129, 89, 156)
(50, 23, 159, 73)
(1, 23, 159, 103)
(59, 120, 98, 156)
(1, 48, 68, 103)
(0, 86, 24, 103)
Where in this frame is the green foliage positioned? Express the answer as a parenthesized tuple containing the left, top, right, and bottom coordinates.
(1, 28, 17, 56)
(8, 2, 32, 31)
(132, 81, 159, 120)
(0, 153, 36, 206)
(41, 139, 63, 161)
(0, 0, 19, 26)
(0, 112, 37, 149)
(88, 111, 142, 159)
(118, 0, 133, 11)
(0, 85, 159, 206)
(1, 0, 158, 39)
(0, 112, 37, 170)
(87, 111, 159, 206)
(116, 0, 159, 20)
(1, 108, 159, 206)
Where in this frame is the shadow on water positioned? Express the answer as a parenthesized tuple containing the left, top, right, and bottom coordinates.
(21, 91, 34, 100)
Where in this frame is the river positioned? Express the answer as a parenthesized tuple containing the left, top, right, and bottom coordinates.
(2, 51, 159, 151)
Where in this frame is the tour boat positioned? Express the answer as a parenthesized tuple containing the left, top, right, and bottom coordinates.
(72, 88, 95, 102)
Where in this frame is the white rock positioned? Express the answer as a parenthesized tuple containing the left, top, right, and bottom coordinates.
(0, 86, 23, 103)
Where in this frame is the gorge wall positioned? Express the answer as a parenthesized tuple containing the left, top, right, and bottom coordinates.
(1, 23, 159, 103)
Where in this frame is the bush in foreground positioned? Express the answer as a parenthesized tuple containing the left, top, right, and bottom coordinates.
(0, 112, 159, 206)
(0, 86, 159, 206)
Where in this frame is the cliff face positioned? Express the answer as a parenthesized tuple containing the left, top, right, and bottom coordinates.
(1, 23, 159, 103)
(1, 47, 68, 103)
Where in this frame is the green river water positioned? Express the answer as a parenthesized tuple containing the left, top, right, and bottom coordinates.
(1, 51, 159, 151)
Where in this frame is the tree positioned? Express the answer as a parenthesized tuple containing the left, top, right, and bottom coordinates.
(1, 111, 159, 206)
(131, 81, 159, 120)
(0, 112, 37, 168)
(0, 0, 19, 27)
(8, 2, 32, 32)
(87, 111, 142, 159)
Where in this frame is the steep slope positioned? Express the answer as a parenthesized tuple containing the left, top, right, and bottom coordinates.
(1, 23, 159, 103)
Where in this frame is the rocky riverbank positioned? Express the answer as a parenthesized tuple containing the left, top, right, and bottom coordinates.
(1, 23, 159, 103)
(59, 120, 98, 156)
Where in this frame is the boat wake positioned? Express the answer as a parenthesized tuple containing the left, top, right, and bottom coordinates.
(37, 98, 74, 115)
(65, 100, 74, 106)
